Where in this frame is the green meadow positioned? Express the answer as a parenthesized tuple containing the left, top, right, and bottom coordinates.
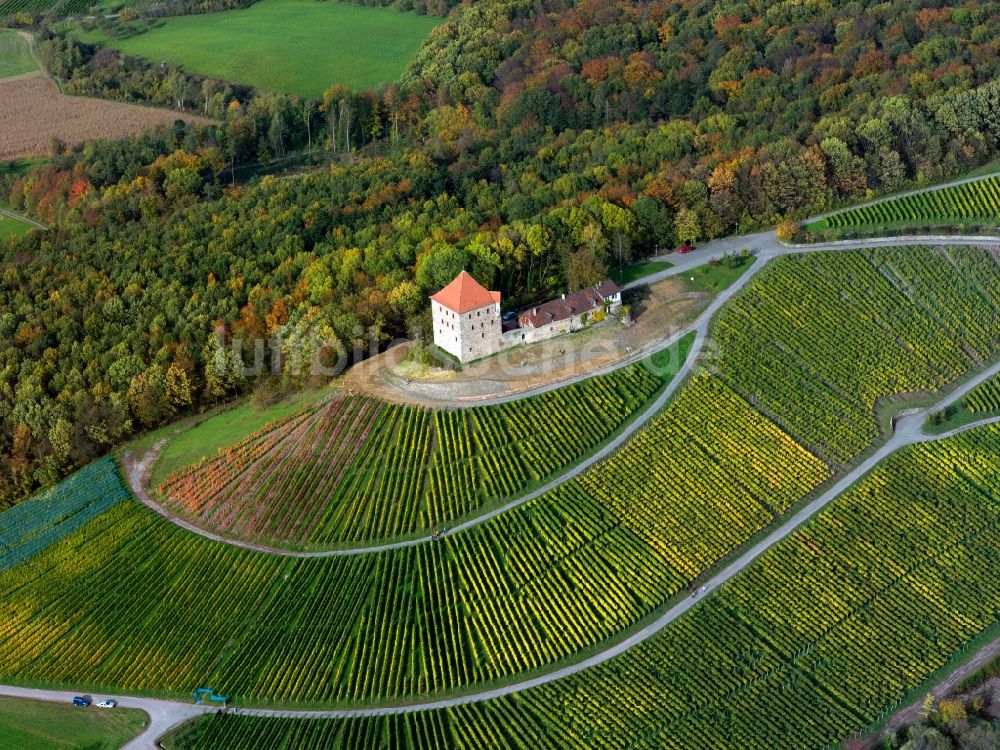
(0, 696, 147, 750)
(74, 0, 442, 97)
(0, 216, 32, 240)
(0, 29, 37, 80)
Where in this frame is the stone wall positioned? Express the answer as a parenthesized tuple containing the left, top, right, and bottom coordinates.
(501, 298, 621, 350)
(432, 300, 502, 363)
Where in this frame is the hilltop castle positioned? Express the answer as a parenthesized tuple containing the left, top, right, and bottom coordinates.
(431, 271, 622, 363)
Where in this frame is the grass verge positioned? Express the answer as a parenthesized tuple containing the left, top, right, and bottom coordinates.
(0, 695, 147, 750)
(611, 257, 673, 285)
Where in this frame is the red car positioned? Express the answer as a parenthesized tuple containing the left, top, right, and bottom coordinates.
(677, 244, 694, 254)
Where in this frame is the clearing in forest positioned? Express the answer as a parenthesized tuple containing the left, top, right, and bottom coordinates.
(72, 0, 444, 97)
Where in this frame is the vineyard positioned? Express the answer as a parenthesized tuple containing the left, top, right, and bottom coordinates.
(166, 424, 1000, 749)
(0, 457, 129, 572)
(576, 375, 829, 579)
(810, 176, 1000, 235)
(963, 374, 1000, 414)
(0, 0, 154, 16)
(158, 363, 665, 546)
(713, 247, 1000, 462)
(0, 246, 996, 721)
(0, 371, 831, 705)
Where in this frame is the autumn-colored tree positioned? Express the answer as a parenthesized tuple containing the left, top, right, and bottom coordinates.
(566, 246, 609, 291)
(776, 220, 800, 242)
(675, 208, 701, 245)
(165, 361, 194, 410)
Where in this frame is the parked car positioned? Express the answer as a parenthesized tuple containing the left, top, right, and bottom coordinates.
(501, 311, 517, 322)
(677, 244, 695, 254)
(96, 699, 117, 709)
(72, 696, 91, 707)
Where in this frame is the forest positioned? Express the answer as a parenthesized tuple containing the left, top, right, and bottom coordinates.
(1, 0, 999, 505)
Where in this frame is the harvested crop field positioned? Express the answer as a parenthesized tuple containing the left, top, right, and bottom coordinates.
(0, 76, 211, 161)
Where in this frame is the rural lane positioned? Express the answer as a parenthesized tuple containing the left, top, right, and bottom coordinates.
(124, 233, 1000, 557)
(626, 231, 1000, 291)
(122, 252, 771, 558)
(9, 369, 1000, 749)
(0, 206, 47, 231)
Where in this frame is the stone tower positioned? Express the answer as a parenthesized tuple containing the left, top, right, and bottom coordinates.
(430, 271, 502, 363)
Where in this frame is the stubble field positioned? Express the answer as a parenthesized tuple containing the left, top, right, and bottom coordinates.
(0, 75, 210, 160)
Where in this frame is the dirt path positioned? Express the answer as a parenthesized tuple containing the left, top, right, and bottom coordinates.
(0, 205, 47, 230)
(859, 635, 1000, 748)
(342, 277, 705, 407)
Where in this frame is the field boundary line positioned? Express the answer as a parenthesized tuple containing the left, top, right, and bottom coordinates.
(0, 205, 47, 231)
(7, 379, 1000, 750)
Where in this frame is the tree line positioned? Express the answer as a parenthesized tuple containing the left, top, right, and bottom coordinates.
(1, 0, 1000, 505)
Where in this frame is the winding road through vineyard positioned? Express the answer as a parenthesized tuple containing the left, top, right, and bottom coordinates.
(125, 227, 1000, 556)
(2, 369, 999, 749)
(6, 220, 1000, 748)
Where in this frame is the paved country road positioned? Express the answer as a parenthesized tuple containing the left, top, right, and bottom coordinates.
(19, 219, 1000, 746)
(125, 233, 1000, 557)
(19, 335, 1000, 748)
(0, 205, 47, 231)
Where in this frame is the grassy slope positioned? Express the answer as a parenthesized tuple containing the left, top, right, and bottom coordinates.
(615, 256, 753, 289)
(679, 258, 752, 294)
(611, 258, 673, 284)
(924, 402, 998, 435)
(0, 696, 147, 750)
(149, 385, 335, 487)
(72, 0, 442, 97)
(0, 30, 36, 80)
(0, 214, 32, 239)
(644, 329, 694, 376)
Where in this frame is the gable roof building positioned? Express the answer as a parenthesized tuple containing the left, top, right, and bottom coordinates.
(518, 280, 621, 329)
(429, 273, 622, 365)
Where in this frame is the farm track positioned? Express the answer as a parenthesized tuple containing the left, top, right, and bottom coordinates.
(19, 227, 1000, 748)
(10, 386, 1000, 749)
(124, 231, 1000, 556)
(858, 633, 1000, 749)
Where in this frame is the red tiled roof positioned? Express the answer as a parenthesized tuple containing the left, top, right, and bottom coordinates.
(518, 280, 621, 329)
(430, 271, 501, 314)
